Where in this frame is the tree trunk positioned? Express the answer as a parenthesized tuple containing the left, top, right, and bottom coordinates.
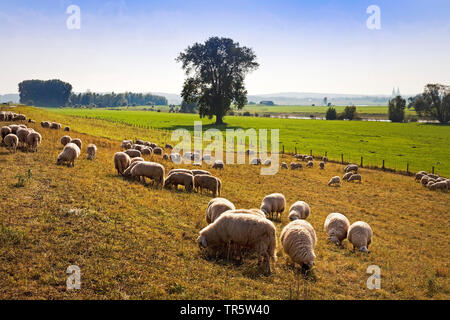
(215, 113, 224, 125)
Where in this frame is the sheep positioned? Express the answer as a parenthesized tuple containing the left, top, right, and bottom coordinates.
(170, 153, 181, 163)
(432, 181, 448, 191)
(206, 198, 236, 223)
(345, 164, 358, 173)
(114, 152, 131, 175)
(124, 149, 142, 158)
(122, 160, 143, 179)
(141, 147, 153, 156)
(294, 154, 303, 160)
(212, 159, 224, 169)
(342, 172, 354, 181)
(250, 158, 262, 165)
(60, 135, 72, 147)
(50, 122, 61, 130)
(426, 180, 436, 189)
(428, 174, 440, 180)
(164, 172, 194, 192)
(70, 138, 82, 150)
(281, 162, 288, 169)
(149, 143, 158, 149)
(306, 161, 314, 168)
(3, 134, 19, 153)
(131, 157, 144, 163)
(324, 213, 350, 246)
(263, 159, 272, 166)
(420, 175, 430, 186)
(194, 174, 221, 196)
(1, 126, 12, 143)
(281, 220, 316, 270)
(64, 126, 70, 132)
(305, 155, 313, 161)
(26, 132, 42, 152)
(9, 124, 20, 134)
(290, 162, 303, 170)
(328, 176, 341, 187)
(319, 161, 325, 169)
(168, 168, 193, 176)
(13, 114, 26, 121)
(133, 144, 144, 151)
(288, 201, 310, 221)
(323, 156, 328, 162)
(162, 153, 169, 160)
(347, 221, 373, 253)
(41, 121, 50, 128)
(28, 119, 35, 124)
(246, 149, 256, 156)
(348, 174, 362, 183)
(165, 143, 173, 149)
(121, 140, 133, 149)
(446, 179, 450, 188)
(153, 147, 163, 155)
(198, 212, 277, 273)
(57, 143, 80, 167)
(260, 193, 286, 221)
(87, 144, 97, 160)
(415, 172, 425, 182)
(0, 112, 5, 121)
(136, 139, 145, 145)
(202, 154, 212, 162)
(130, 161, 165, 188)
(191, 169, 211, 176)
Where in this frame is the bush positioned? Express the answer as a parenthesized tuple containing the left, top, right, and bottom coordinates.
(341, 106, 357, 120)
(243, 111, 251, 116)
(325, 107, 337, 120)
(388, 96, 406, 122)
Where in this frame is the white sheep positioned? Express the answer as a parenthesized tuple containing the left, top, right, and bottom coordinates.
(345, 164, 358, 173)
(198, 212, 277, 273)
(130, 161, 165, 188)
(260, 193, 286, 221)
(212, 159, 224, 169)
(324, 213, 350, 246)
(281, 219, 317, 270)
(87, 144, 97, 160)
(288, 201, 310, 221)
(60, 135, 71, 147)
(347, 221, 373, 253)
(57, 143, 80, 167)
(26, 132, 42, 152)
(4, 133, 19, 153)
(306, 161, 314, 168)
(348, 174, 362, 183)
(281, 162, 288, 169)
(206, 198, 236, 223)
(342, 172, 354, 181)
(328, 176, 341, 187)
(250, 158, 262, 165)
(114, 152, 131, 175)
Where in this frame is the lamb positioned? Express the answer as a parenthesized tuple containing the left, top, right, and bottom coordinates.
(290, 162, 303, 170)
(194, 174, 221, 196)
(260, 193, 286, 221)
(212, 160, 224, 169)
(130, 161, 165, 188)
(343, 172, 354, 181)
(164, 172, 194, 192)
(57, 143, 80, 167)
(198, 212, 277, 273)
(114, 152, 131, 175)
(206, 198, 236, 223)
(168, 168, 193, 176)
(328, 176, 341, 187)
(324, 213, 350, 246)
(60, 135, 71, 147)
(306, 161, 314, 168)
(347, 221, 373, 253)
(345, 164, 358, 173)
(250, 158, 262, 165)
(288, 201, 310, 221)
(70, 138, 82, 150)
(4, 134, 19, 153)
(281, 220, 317, 270)
(26, 132, 42, 152)
(281, 162, 288, 169)
(124, 149, 142, 158)
(319, 161, 325, 169)
(87, 144, 97, 160)
(191, 169, 211, 176)
(348, 174, 362, 183)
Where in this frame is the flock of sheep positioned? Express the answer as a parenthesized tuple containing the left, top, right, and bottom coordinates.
(415, 171, 449, 191)
(1, 112, 42, 153)
(198, 194, 373, 274)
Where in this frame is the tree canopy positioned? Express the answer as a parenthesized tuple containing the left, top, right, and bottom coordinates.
(176, 37, 259, 124)
(69, 92, 167, 108)
(18, 79, 72, 107)
(388, 95, 406, 123)
(410, 84, 450, 123)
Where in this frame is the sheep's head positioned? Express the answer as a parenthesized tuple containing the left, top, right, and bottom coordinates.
(329, 235, 341, 246)
(359, 246, 370, 253)
(197, 235, 207, 248)
(288, 212, 299, 221)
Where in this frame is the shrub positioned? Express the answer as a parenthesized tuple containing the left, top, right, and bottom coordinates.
(388, 96, 406, 122)
(325, 107, 337, 120)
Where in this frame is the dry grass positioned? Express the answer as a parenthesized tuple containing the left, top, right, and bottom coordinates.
(0, 106, 449, 300)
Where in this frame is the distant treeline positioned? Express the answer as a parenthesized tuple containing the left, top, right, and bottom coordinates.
(18, 79, 167, 108)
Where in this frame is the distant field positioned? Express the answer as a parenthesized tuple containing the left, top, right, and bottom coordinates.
(40, 107, 450, 176)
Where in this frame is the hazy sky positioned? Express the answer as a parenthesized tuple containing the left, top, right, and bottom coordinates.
(1, 0, 449, 95)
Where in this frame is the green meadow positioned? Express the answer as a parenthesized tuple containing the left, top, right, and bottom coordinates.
(43, 107, 450, 176)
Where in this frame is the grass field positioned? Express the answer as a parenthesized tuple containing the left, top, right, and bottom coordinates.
(0, 106, 449, 300)
(37, 107, 450, 177)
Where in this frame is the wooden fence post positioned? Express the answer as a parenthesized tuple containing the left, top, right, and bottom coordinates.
(382, 160, 385, 171)
(360, 156, 363, 168)
(310, 149, 312, 156)
(325, 151, 327, 157)
(294, 147, 297, 155)
(407, 163, 409, 174)
(432, 166, 435, 174)
(282, 145, 284, 154)
(341, 154, 344, 164)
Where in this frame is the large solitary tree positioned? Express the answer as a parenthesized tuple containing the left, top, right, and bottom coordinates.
(410, 84, 450, 123)
(176, 37, 259, 124)
(388, 95, 406, 122)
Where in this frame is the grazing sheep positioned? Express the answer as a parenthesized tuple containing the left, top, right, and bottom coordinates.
(290, 162, 303, 170)
(165, 143, 173, 149)
(141, 147, 153, 156)
(64, 126, 70, 132)
(212, 160, 224, 169)
(164, 172, 194, 192)
(415, 172, 425, 182)
(60, 135, 71, 147)
(348, 174, 362, 183)
(324, 213, 350, 246)
(133, 144, 144, 151)
(281, 162, 288, 169)
(194, 174, 221, 196)
(1, 126, 12, 142)
(263, 159, 272, 166)
(15, 127, 30, 149)
(345, 164, 358, 173)
(50, 122, 61, 130)
(328, 176, 341, 187)
(149, 143, 158, 149)
(70, 138, 82, 150)
(26, 132, 42, 152)
(306, 161, 314, 168)
(428, 174, 440, 180)
(131, 157, 144, 163)
(432, 181, 448, 191)
(130, 161, 165, 188)
(170, 153, 181, 163)
(198, 212, 277, 273)
(124, 149, 142, 158)
(9, 124, 20, 134)
(426, 180, 436, 189)
(288, 201, 310, 221)
(162, 153, 169, 160)
(13, 114, 26, 121)
(319, 161, 325, 170)
(57, 143, 80, 167)
(87, 144, 97, 160)
(347, 221, 373, 253)
(246, 149, 256, 156)
(122, 160, 143, 179)
(250, 158, 262, 165)
(305, 155, 313, 161)
(4, 134, 19, 153)
(114, 152, 131, 175)
(136, 139, 145, 145)
(153, 147, 163, 155)
(192, 169, 211, 176)
(41, 121, 50, 128)
(121, 140, 133, 149)
(420, 175, 430, 186)
(206, 198, 236, 223)
(343, 172, 354, 181)
(168, 168, 193, 176)
(281, 220, 316, 270)
(446, 179, 450, 188)
(260, 193, 286, 221)
(202, 154, 212, 162)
